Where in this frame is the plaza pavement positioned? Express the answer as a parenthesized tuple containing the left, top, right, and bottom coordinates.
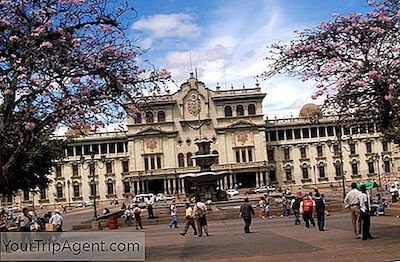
(131, 212, 400, 262)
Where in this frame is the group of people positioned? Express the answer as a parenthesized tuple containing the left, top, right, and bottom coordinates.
(386, 179, 399, 203)
(175, 198, 209, 237)
(344, 182, 374, 240)
(122, 204, 143, 230)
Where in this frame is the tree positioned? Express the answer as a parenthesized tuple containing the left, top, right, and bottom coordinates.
(262, 0, 400, 139)
(0, 0, 170, 193)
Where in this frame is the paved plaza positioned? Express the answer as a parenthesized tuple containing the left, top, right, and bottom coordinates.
(139, 213, 399, 262)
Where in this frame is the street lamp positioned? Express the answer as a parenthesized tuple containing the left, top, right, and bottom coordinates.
(67, 179, 71, 208)
(81, 151, 105, 219)
(326, 131, 348, 200)
(373, 154, 382, 187)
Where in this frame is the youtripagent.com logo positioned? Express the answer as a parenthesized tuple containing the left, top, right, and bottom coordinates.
(0, 232, 145, 261)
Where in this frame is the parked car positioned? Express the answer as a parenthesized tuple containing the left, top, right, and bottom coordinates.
(244, 188, 256, 195)
(254, 185, 275, 194)
(75, 201, 94, 208)
(155, 193, 175, 202)
(226, 189, 239, 197)
(133, 193, 155, 204)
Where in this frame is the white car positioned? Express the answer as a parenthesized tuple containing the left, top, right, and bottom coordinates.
(254, 185, 275, 194)
(226, 189, 239, 197)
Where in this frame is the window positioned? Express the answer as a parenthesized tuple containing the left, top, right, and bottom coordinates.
(278, 130, 285, 140)
(84, 145, 91, 155)
(146, 111, 154, 123)
(55, 165, 62, 177)
(284, 148, 290, 160)
(285, 166, 292, 181)
(367, 123, 375, 133)
(75, 146, 82, 156)
(294, 129, 301, 139)
(351, 126, 359, 135)
(343, 126, 350, 135)
(267, 149, 275, 162)
(349, 144, 356, 155)
(311, 127, 318, 138)
(117, 142, 124, 153)
(100, 144, 107, 154)
(286, 129, 293, 140)
(359, 124, 367, 134)
(92, 144, 99, 154)
(109, 143, 116, 153)
(382, 141, 389, 152)
(224, 106, 232, 117)
(317, 145, 323, 157)
(236, 150, 240, 163)
(135, 113, 142, 124)
(319, 127, 326, 137)
(236, 105, 244, 116)
(72, 164, 79, 177)
(40, 188, 46, 200)
(67, 146, 74, 157)
(123, 181, 130, 194)
(302, 128, 309, 138)
(300, 147, 307, 159)
(366, 142, 372, 153)
(327, 126, 334, 136)
(247, 149, 253, 162)
(122, 160, 129, 172)
(269, 169, 276, 182)
(333, 144, 339, 156)
(235, 148, 253, 163)
(89, 163, 95, 176)
(269, 131, 277, 141)
(156, 156, 161, 169)
(106, 162, 113, 174)
(107, 180, 114, 195)
(318, 163, 325, 178)
(178, 153, 185, 167)
(213, 150, 220, 164)
(384, 160, 391, 173)
(73, 185, 80, 197)
(302, 165, 309, 179)
(157, 111, 166, 123)
(335, 162, 341, 177)
(248, 104, 256, 115)
(23, 190, 30, 201)
(368, 162, 375, 174)
(351, 161, 358, 175)
(56, 184, 63, 198)
(186, 153, 193, 167)
(241, 150, 247, 162)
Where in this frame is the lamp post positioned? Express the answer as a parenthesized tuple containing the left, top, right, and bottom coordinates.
(327, 128, 347, 200)
(374, 154, 382, 188)
(67, 179, 71, 208)
(81, 151, 105, 219)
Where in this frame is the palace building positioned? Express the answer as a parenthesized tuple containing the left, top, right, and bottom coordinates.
(2, 75, 399, 207)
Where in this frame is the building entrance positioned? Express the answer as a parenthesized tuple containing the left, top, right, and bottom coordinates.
(235, 172, 256, 188)
(147, 179, 164, 194)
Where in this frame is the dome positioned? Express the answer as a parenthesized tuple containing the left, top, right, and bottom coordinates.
(299, 103, 322, 119)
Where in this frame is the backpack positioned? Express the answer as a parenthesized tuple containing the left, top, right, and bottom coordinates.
(292, 199, 300, 210)
(303, 199, 313, 212)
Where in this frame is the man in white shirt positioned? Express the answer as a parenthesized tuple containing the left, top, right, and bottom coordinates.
(49, 209, 64, 232)
(358, 185, 373, 240)
(194, 199, 209, 237)
(389, 185, 399, 203)
(344, 182, 361, 239)
(169, 201, 178, 228)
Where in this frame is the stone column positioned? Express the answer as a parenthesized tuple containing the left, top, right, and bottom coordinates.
(163, 179, 168, 195)
(256, 172, 260, 188)
(180, 179, 186, 195)
(141, 181, 145, 194)
(223, 176, 228, 189)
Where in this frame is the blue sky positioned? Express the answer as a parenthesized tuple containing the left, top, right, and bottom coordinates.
(126, 0, 370, 118)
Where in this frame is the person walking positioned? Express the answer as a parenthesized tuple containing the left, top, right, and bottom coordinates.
(240, 197, 255, 233)
(194, 198, 209, 237)
(359, 185, 374, 240)
(17, 208, 32, 232)
(389, 185, 399, 203)
(133, 205, 143, 230)
(291, 196, 301, 225)
(314, 193, 326, 231)
(49, 209, 64, 232)
(169, 201, 178, 228)
(281, 195, 289, 217)
(258, 197, 266, 219)
(180, 203, 197, 236)
(147, 196, 155, 219)
(300, 195, 315, 228)
(344, 182, 362, 239)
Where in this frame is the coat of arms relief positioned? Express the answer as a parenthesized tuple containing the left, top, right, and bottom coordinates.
(186, 93, 201, 116)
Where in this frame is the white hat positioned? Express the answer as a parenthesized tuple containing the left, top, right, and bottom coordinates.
(55, 209, 60, 213)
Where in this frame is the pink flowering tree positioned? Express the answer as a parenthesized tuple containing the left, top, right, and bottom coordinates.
(0, 0, 170, 193)
(262, 0, 400, 139)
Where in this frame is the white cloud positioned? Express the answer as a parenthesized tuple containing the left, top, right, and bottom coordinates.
(132, 13, 201, 48)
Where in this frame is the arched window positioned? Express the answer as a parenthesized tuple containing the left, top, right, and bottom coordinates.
(318, 162, 326, 178)
(107, 179, 114, 195)
(73, 183, 80, 197)
(187, 152, 193, 167)
(351, 160, 358, 175)
(135, 113, 142, 124)
(302, 164, 309, 179)
(146, 112, 154, 123)
(224, 106, 232, 117)
(284, 165, 292, 181)
(157, 111, 166, 123)
(236, 105, 244, 116)
(334, 161, 341, 177)
(178, 153, 185, 167)
(248, 104, 256, 115)
(212, 150, 219, 164)
(56, 183, 63, 198)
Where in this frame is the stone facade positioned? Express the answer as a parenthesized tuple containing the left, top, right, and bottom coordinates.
(3, 75, 400, 208)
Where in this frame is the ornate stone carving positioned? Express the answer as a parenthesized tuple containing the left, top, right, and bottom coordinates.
(235, 131, 254, 147)
(186, 94, 201, 116)
(144, 138, 161, 154)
